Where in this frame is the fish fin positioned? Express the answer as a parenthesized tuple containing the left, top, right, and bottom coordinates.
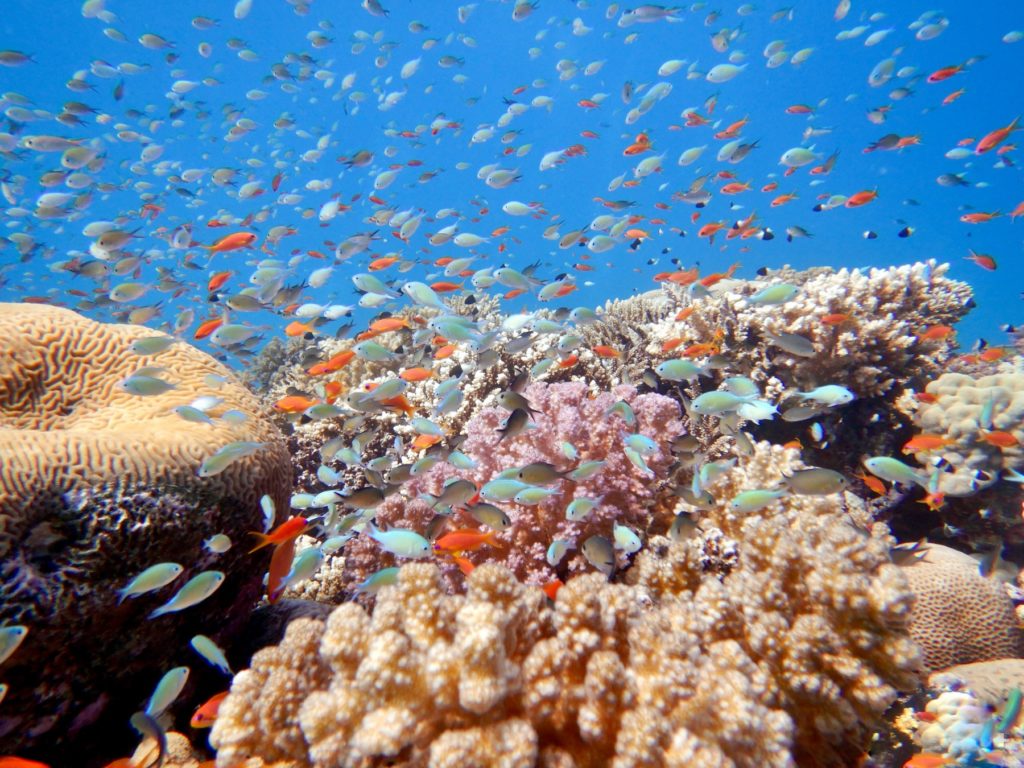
(247, 531, 274, 554)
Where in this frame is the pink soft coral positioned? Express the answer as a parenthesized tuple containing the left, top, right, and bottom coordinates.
(343, 381, 684, 595)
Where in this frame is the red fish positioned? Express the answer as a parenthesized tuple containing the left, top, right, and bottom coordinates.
(249, 517, 311, 553)
(266, 537, 296, 605)
(207, 271, 233, 292)
(190, 691, 229, 728)
(433, 528, 499, 554)
(964, 250, 996, 271)
(207, 231, 257, 253)
(0, 761, 50, 768)
(960, 211, 1000, 224)
(926, 63, 964, 83)
(976, 116, 1020, 154)
(845, 189, 878, 208)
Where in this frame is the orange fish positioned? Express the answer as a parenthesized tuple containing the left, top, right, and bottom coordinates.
(942, 88, 966, 106)
(542, 579, 563, 601)
(926, 63, 964, 83)
(400, 367, 434, 382)
(193, 316, 225, 340)
(285, 320, 316, 337)
(207, 271, 233, 292)
(720, 181, 751, 195)
(919, 325, 954, 341)
(902, 434, 953, 453)
(903, 754, 953, 768)
(915, 392, 939, 404)
(412, 434, 443, 450)
(449, 553, 476, 576)
(308, 349, 356, 376)
(976, 116, 1020, 154)
(681, 342, 719, 358)
(699, 262, 741, 287)
(821, 313, 852, 326)
(369, 317, 411, 333)
(558, 353, 579, 368)
(845, 189, 878, 208)
(207, 231, 257, 253)
(1010, 201, 1024, 221)
(918, 491, 946, 512)
(0, 760, 51, 768)
(274, 395, 320, 413)
(378, 393, 415, 416)
(324, 381, 343, 403)
(675, 307, 696, 321)
(368, 256, 399, 271)
(190, 691, 229, 728)
(697, 221, 727, 239)
(978, 347, 1006, 363)
(266, 537, 296, 605)
(771, 193, 797, 207)
(856, 472, 887, 496)
(434, 344, 456, 360)
(592, 345, 622, 359)
(623, 132, 651, 155)
(785, 104, 814, 114)
(964, 250, 996, 271)
(249, 517, 311, 553)
(981, 431, 1019, 449)
(430, 281, 463, 293)
(433, 528, 499, 554)
(960, 211, 1001, 224)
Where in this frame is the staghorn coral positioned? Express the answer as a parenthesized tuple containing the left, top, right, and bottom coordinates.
(902, 369, 1024, 496)
(0, 302, 291, 759)
(339, 380, 685, 596)
(211, 441, 920, 768)
(899, 543, 1024, 671)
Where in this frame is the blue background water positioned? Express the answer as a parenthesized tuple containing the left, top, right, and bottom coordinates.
(1, 0, 1021, 359)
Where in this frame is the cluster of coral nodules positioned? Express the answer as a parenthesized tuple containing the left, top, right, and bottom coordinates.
(337, 380, 684, 596)
(212, 501, 920, 768)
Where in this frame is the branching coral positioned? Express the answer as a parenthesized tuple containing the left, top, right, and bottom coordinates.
(339, 380, 685, 596)
(211, 441, 920, 768)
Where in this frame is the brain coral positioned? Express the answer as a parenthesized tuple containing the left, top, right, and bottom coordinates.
(335, 380, 684, 598)
(0, 303, 291, 759)
(904, 371, 1024, 496)
(211, 445, 919, 768)
(899, 543, 1024, 671)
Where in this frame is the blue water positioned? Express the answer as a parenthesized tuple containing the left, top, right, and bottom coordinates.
(1, 0, 1022, 356)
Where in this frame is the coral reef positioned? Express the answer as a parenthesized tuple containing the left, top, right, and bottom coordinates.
(0, 303, 292, 758)
(898, 543, 1024, 671)
(211, 443, 919, 768)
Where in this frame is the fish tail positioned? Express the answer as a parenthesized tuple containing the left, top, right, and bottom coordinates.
(247, 531, 274, 553)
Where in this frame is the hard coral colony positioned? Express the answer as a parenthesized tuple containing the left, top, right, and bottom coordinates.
(0, 1, 1023, 768)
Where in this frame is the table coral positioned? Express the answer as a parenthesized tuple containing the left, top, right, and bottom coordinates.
(0, 302, 291, 759)
(210, 447, 919, 768)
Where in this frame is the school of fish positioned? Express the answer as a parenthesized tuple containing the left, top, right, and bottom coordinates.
(1, 0, 1023, 765)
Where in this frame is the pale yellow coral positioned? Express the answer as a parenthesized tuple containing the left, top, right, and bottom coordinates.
(211, 443, 919, 768)
(904, 370, 1024, 496)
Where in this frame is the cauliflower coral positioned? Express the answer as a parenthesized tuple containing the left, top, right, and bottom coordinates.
(211, 447, 920, 767)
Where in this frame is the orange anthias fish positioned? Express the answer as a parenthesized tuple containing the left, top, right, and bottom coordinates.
(266, 537, 296, 605)
(369, 317, 411, 333)
(193, 315, 225, 340)
(400, 366, 434, 382)
(845, 189, 878, 208)
(902, 434, 954, 453)
(623, 132, 651, 155)
(433, 528, 500, 554)
(960, 211, 1001, 224)
(249, 517, 311, 553)
(592, 345, 622, 359)
(308, 349, 356, 376)
(191, 691, 229, 728)
(926, 63, 964, 83)
(207, 270, 233, 292)
(0, 760, 51, 768)
(542, 579, 563, 601)
(903, 753, 953, 768)
(273, 395, 320, 413)
(856, 472, 887, 496)
(207, 231, 258, 253)
(981, 431, 1020, 449)
(964, 249, 996, 271)
(976, 115, 1020, 154)
(919, 325, 955, 341)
